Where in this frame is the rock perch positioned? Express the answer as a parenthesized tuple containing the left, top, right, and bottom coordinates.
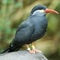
(0, 50, 48, 60)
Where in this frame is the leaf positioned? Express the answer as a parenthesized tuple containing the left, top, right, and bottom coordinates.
(48, 14, 58, 32)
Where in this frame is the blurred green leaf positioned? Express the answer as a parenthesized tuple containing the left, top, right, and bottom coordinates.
(2, 0, 14, 4)
(15, 2, 23, 8)
(48, 14, 58, 32)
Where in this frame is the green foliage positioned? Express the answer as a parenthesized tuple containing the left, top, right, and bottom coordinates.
(15, 2, 23, 8)
(48, 15, 58, 33)
(2, 0, 14, 4)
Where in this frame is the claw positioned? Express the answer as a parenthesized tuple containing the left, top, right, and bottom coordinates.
(28, 49, 41, 54)
(29, 50, 36, 54)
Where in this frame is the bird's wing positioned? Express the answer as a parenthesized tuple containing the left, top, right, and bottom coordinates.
(14, 21, 35, 44)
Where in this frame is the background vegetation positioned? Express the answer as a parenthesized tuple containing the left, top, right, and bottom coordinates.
(0, 0, 60, 60)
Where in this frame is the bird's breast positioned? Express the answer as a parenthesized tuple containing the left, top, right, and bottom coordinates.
(31, 17, 48, 40)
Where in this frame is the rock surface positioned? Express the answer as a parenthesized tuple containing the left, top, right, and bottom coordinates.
(0, 50, 48, 60)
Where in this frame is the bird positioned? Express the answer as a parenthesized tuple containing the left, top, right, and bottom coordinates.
(1, 5, 59, 54)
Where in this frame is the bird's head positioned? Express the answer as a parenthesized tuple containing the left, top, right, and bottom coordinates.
(31, 5, 59, 15)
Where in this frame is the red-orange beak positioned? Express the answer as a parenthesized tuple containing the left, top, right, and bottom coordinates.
(45, 8, 59, 14)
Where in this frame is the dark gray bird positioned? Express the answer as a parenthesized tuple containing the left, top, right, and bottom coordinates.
(1, 5, 59, 53)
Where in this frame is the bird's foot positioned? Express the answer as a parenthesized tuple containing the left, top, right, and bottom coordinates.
(28, 49, 42, 54)
(28, 49, 35, 54)
(26, 44, 42, 54)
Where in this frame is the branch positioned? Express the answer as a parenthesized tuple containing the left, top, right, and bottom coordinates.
(0, 50, 48, 60)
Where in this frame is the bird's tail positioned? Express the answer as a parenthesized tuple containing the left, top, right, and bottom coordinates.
(0, 39, 23, 54)
(0, 44, 21, 54)
(0, 47, 10, 54)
